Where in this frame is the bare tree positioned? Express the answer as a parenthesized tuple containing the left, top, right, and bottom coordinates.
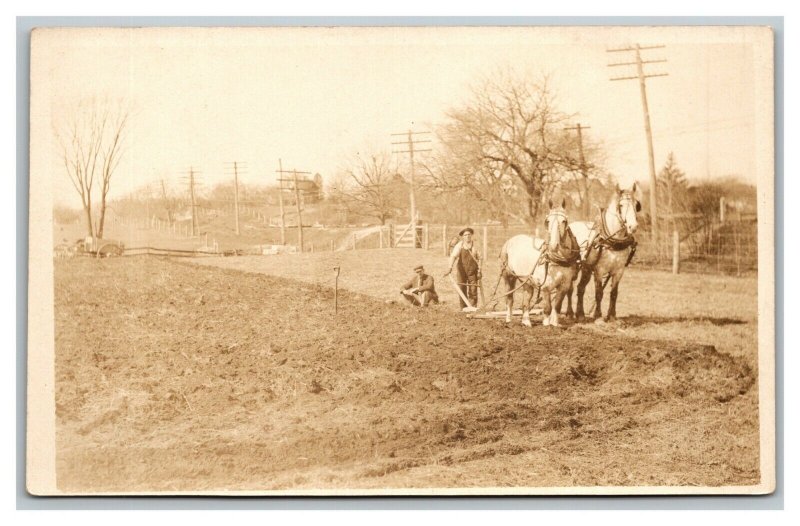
(336, 151, 405, 225)
(422, 154, 520, 226)
(160, 179, 179, 225)
(431, 72, 580, 225)
(558, 133, 611, 219)
(96, 102, 129, 238)
(56, 98, 129, 238)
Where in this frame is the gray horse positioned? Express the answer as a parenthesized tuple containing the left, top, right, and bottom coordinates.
(567, 183, 641, 323)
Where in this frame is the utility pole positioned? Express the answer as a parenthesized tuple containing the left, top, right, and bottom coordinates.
(608, 43, 668, 244)
(225, 161, 247, 236)
(190, 168, 198, 236)
(160, 179, 172, 225)
(391, 130, 432, 226)
(277, 159, 286, 245)
(180, 167, 199, 237)
(564, 123, 592, 220)
(276, 164, 312, 252)
(292, 170, 303, 252)
(234, 162, 240, 235)
(179, 168, 202, 236)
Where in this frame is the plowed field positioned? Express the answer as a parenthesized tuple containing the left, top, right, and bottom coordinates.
(54, 253, 760, 493)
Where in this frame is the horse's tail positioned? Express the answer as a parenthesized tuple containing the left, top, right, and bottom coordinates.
(498, 239, 512, 278)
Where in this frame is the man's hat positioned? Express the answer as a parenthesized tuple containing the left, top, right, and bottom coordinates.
(414, 265, 424, 271)
(459, 227, 474, 236)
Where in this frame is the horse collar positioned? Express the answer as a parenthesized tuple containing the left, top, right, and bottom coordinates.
(598, 207, 635, 250)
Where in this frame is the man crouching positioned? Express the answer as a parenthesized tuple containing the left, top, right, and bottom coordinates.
(400, 265, 439, 307)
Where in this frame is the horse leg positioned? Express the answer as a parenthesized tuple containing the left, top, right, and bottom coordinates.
(541, 286, 553, 327)
(551, 283, 568, 327)
(521, 284, 532, 327)
(504, 274, 515, 324)
(575, 267, 591, 322)
(565, 279, 574, 319)
(606, 271, 623, 323)
(593, 271, 605, 323)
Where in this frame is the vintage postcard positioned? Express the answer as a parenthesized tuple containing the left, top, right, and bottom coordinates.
(27, 25, 775, 495)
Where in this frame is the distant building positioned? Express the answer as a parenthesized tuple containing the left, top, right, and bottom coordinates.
(281, 173, 324, 204)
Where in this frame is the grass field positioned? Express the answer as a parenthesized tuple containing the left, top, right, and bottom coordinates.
(53, 249, 760, 492)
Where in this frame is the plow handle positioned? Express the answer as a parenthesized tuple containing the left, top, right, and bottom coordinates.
(449, 273, 474, 309)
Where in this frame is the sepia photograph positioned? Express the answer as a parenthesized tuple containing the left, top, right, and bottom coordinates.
(26, 24, 775, 495)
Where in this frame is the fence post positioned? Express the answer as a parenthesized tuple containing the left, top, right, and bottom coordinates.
(379, 227, 384, 249)
(736, 228, 741, 276)
(442, 225, 447, 256)
(672, 230, 680, 275)
(483, 225, 488, 262)
(352, 232, 357, 250)
(424, 225, 429, 250)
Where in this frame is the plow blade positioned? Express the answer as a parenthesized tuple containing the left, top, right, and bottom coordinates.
(466, 308, 544, 319)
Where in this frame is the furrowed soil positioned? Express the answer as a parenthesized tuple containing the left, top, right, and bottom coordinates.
(54, 254, 759, 492)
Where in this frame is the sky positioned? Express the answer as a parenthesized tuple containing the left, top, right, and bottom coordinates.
(32, 26, 768, 209)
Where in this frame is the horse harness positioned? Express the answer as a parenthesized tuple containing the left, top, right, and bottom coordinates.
(588, 205, 638, 267)
(542, 209, 581, 267)
(497, 212, 579, 299)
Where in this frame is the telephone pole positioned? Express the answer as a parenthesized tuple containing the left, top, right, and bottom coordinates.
(179, 167, 201, 236)
(564, 123, 592, 220)
(276, 164, 312, 252)
(233, 162, 240, 235)
(608, 43, 668, 244)
(277, 159, 286, 245)
(292, 170, 303, 252)
(160, 179, 173, 225)
(391, 130, 431, 226)
(224, 161, 248, 236)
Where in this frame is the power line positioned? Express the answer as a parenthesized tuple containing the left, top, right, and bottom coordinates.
(391, 129, 432, 226)
(276, 163, 312, 252)
(608, 43, 669, 245)
(178, 167, 200, 236)
(564, 123, 593, 220)
(223, 161, 246, 235)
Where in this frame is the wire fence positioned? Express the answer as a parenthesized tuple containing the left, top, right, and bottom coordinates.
(629, 221, 757, 275)
(332, 220, 758, 277)
(56, 214, 758, 276)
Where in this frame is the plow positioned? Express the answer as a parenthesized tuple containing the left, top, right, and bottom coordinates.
(448, 273, 543, 319)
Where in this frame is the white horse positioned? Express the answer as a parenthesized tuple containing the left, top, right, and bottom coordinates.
(566, 183, 641, 323)
(499, 201, 580, 327)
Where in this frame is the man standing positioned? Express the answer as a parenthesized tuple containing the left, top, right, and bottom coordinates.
(445, 227, 481, 308)
(400, 265, 439, 307)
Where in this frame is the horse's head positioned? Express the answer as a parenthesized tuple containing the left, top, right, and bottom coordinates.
(545, 198, 569, 249)
(615, 182, 641, 236)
